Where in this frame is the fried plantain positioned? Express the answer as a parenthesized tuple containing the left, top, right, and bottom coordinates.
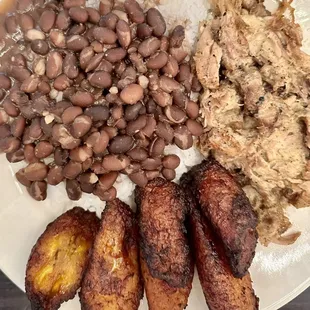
(135, 178, 193, 310)
(25, 207, 100, 310)
(80, 198, 143, 310)
(181, 158, 258, 277)
(188, 205, 259, 310)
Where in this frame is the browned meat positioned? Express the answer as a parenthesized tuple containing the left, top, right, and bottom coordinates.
(189, 205, 259, 310)
(80, 199, 143, 310)
(25, 207, 100, 310)
(181, 158, 258, 278)
(135, 178, 193, 309)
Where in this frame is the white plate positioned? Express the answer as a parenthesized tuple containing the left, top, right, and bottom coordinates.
(1, 0, 310, 309)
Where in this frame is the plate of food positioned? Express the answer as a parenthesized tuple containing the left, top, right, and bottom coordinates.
(0, 0, 310, 309)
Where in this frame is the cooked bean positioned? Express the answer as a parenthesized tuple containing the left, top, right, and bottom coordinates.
(111, 105, 123, 120)
(31, 39, 49, 55)
(102, 154, 130, 171)
(46, 51, 63, 79)
(169, 46, 188, 63)
(0, 124, 10, 139)
(185, 101, 199, 119)
(160, 36, 169, 51)
(99, 13, 119, 30)
(55, 10, 71, 31)
(104, 47, 127, 63)
(129, 171, 148, 187)
(10, 54, 27, 67)
(87, 8, 101, 24)
(109, 135, 134, 154)
(149, 137, 165, 157)
(39, 10, 56, 32)
(138, 37, 161, 57)
(159, 76, 182, 93)
(99, 0, 114, 15)
(52, 124, 81, 149)
(47, 165, 64, 185)
(126, 114, 147, 135)
(63, 160, 82, 179)
(28, 181, 47, 201)
(0, 75, 11, 90)
(32, 59, 46, 76)
(126, 147, 147, 161)
(79, 47, 94, 70)
(54, 146, 69, 166)
(24, 144, 38, 163)
(88, 71, 112, 88)
(129, 52, 147, 73)
(24, 162, 48, 181)
(96, 59, 113, 72)
(16, 168, 32, 187)
(150, 90, 172, 107)
(174, 125, 193, 149)
(115, 118, 127, 129)
(63, 53, 79, 79)
(162, 154, 180, 169)
(120, 83, 143, 105)
(80, 183, 95, 194)
(146, 8, 166, 37)
(145, 172, 160, 183)
(50, 29, 66, 48)
(86, 130, 109, 154)
(6, 148, 25, 163)
(94, 185, 116, 201)
(84, 105, 110, 122)
(123, 162, 141, 175)
(116, 20, 131, 48)
(71, 115, 92, 138)
(137, 23, 152, 39)
(141, 115, 156, 137)
(53, 74, 72, 91)
(66, 35, 89, 51)
(68, 23, 86, 36)
(124, 102, 143, 121)
(69, 145, 93, 162)
(191, 76, 202, 92)
(34, 141, 53, 159)
(78, 172, 98, 185)
(3, 99, 20, 117)
(18, 14, 34, 32)
(93, 27, 117, 44)
(124, 0, 145, 24)
(66, 179, 82, 200)
(162, 168, 176, 181)
(5, 15, 18, 34)
(10, 91, 29, 106)
(186, 119, 204, 136)
(98, 172, 118, 191)
(69, 7, 88, 23)
(115, 61, 126, 77)
(7, 66, 31, 83)
(155, 121, 174, 143)
(61, 106, 82, 124)
(169, 25, 185, 48)
(82, 158, 93, 171)
(165, 105, 187, 124)
(112, 10, 129, 23)
(25, 29, 45, 41)
(20, 75, 40, 93)
(146, 51, 168, 69)
(103, 126, 118, 139)
(64, 0, 85, 9)
(70, 91, 94, 107)
(85, 53, 104, 73)
(142, 157, 161, 170)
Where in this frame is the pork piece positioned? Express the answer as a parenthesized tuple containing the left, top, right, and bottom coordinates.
(135, 178, 193, 310)
(25, 207, 99, 310)
(181, 158, 258, 278)
(195, 22, 222, 90)
(80, 199, 143, 310)
(189, 205, 259, 310)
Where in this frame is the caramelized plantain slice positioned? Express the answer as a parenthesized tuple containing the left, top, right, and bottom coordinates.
(135, 178, 193, 310)
(181, 158, 258, 278)
(80, 199, 143, 310)
(189, 205, 259, 310)
(25, 207, 100, 310)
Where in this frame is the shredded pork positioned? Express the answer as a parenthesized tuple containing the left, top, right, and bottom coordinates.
(196, 0, 310, 245)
